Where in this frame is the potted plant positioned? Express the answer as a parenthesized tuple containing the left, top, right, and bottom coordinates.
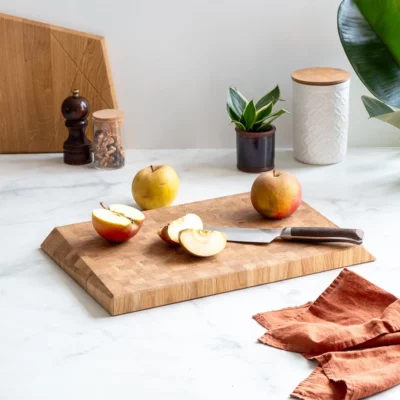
(338, 0, 400, 129)
(226, 86, 288, 173)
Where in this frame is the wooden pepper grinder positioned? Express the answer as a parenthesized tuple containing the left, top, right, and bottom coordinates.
(61, 89, 92, 165)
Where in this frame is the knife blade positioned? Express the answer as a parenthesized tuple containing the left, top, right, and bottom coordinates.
(203, 226, 364, 245)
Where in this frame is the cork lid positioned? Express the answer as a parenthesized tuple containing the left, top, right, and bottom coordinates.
(92, 109, 124, 122)
(291, 67, 350, 86)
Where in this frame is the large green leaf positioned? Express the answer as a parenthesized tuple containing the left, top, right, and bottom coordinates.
(362, 95, 393, 116)
(356, 0, 400, 66)
(338, 0, 400, 108)
(361, 95, 400, 129)
(227, 88, 247, 118)
(242, 100, 256, 130)
(255, 86, 280, 110)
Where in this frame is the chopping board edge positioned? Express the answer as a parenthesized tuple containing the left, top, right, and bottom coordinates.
(107, 245, 375, 316)
(41, 238, 375, 316)
(41, 227, 115, 314)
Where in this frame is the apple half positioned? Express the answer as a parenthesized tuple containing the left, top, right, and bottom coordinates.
(179, 229, 227, 257)
(92, 203, 145, 243)
(158, 213, 203, 245)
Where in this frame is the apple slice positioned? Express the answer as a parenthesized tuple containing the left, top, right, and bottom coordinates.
(92, 203, 145, 243)
(158, 225, 177, 245)
(158, 213, 203, 244)
(179, 229, 227, 257)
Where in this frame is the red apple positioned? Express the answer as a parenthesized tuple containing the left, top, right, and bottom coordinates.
(92, 203, 145, 243)
(251, 170, 302, 219)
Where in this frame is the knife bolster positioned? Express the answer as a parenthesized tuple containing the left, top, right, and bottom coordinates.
(280, 228, 292, 240)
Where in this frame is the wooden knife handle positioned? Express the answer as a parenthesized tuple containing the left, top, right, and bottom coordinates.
(280, 227, 364, 245)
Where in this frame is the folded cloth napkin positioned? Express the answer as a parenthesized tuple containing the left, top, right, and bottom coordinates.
(253, 268, 400, 400)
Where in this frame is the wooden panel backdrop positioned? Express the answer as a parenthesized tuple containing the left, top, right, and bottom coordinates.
(0, 13, 117, 153)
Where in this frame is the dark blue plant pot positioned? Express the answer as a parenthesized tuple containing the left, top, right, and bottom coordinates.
(236, 125, 275, 173)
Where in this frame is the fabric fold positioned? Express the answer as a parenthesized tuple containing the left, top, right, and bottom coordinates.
(254, 268, 400, 399)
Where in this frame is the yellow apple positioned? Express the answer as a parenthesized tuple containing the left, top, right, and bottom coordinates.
(132, 165, 180, 210)
(92, 203, 145, 243)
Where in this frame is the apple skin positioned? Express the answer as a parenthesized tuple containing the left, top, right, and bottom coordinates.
(92, 210, 144, 243)
(158, 226, 179, 245)
(132, 165, 180, 210)
(251, 170, 302, 219)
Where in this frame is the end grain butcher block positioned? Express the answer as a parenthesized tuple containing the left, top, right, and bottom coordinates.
(41, 193, 375, 315)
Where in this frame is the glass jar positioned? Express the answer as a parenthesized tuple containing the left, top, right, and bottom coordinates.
(92, 109, 125, 169)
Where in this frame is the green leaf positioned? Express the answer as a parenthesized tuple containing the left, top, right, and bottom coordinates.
(338, 0, 400, 108)
(251, 121, 264, 131)
(255, 86, 280, 110)
(361, 95, 400, 129)
(227, 88, 247, 118)
(254, 102, 273, 123)
(226, 103, 240, 122)
(242, 100, 256, 130)
(233, 121, 246, 131)
(254, 122, 272, 132)
(362, 95, 394, 117)
(255, 109, 288, 131)
(355, 0, 400, 66)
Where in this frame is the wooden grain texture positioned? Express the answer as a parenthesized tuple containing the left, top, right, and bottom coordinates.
(41, 193, 375, 315)
(0, 13, 117, 154)
(291, 67, 350, 86)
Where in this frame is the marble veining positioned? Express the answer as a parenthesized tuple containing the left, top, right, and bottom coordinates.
(1, 149, 400, 399)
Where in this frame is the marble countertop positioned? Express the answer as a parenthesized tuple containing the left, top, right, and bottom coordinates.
(1, 148, 400, 399)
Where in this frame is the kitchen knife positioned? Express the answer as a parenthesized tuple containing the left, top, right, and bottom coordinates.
(203, 226, 364, 245)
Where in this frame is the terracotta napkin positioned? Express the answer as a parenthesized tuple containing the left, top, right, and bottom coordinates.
(253, 268, 400, 399)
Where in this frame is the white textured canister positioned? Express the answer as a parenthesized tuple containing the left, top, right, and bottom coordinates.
(292, 67, 350, 165)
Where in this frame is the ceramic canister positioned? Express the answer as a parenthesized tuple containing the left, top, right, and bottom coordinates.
(292, 67, 350, 165)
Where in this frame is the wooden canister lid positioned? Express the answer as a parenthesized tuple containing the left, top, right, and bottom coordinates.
(291, 67, 350, 86)
(92, 109, 124, 121)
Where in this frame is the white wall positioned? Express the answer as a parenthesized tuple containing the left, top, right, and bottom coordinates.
(2, 0, 400, 148)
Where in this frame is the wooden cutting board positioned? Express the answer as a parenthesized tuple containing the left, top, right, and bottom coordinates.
(0, 13, 117, 153)
(41, 193, 375, 315)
